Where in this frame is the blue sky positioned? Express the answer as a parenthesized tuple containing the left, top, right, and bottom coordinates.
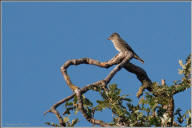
(2, 2, 191, 127)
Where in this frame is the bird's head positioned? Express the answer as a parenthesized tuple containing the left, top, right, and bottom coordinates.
(108, 32, 120, 41)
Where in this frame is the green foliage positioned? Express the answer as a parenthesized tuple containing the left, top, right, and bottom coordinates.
(171, 54, 191, 93)
(93, 84, 130, 117)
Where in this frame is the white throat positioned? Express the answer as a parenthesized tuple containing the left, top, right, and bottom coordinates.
(111, 39, 122, 52)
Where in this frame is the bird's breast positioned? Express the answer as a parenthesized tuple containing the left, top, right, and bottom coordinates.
(114, 44, 122, 52)
(112, 40, 126, 52)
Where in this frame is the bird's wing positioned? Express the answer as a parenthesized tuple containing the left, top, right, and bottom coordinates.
(121, 39, 135, 53)
(123, 40, 144, 63)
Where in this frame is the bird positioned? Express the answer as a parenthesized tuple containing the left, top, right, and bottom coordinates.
(108, 32, 144, 64)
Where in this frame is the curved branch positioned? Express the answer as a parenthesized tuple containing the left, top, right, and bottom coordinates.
(58, 52, 132, 126)
(124, 63, 153, 97)
(104, 54, 132, 84)
(45, 52, 153, 126)
(60, 53, 124, 91)
(124, 63, 152, 85)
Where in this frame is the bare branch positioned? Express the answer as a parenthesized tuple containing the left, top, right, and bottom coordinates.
(104, 53, 132, 84)
(124, 62, 152, 97)
(46, 52, 154, 126)
(44, 94, 75, 126)
(60, 53, 124, 91)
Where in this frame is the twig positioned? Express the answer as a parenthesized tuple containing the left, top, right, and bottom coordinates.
(44, 94, 75, 126)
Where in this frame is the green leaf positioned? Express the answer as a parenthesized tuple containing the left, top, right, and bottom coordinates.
(63, 116, 69, 123)
(74, 108, 79, 115)
(94, 106, 103, 111)
(63, 107, 74, 115)
(65, 102, 73, 107)
(73, 96, 78, 104)
(83, 98, 93, 107)
(178, 69, 183, 75)
(109, 84, 117, 90)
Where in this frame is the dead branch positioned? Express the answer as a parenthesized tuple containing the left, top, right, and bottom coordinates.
(45, 51, 154, 126)
(59, 53, 125, 91)
(123, 62, 152, 97)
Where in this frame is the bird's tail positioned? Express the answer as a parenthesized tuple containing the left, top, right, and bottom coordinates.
(134, 54, 144, 64)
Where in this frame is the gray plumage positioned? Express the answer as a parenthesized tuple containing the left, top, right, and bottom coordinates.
(108, 32, 144, 64)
